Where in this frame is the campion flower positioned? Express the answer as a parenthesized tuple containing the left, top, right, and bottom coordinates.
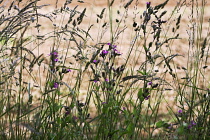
(107, 43, 117, 49)
(113, 45, 117, 49)
(93, 60, 97, 63)
(100, 50, 109, 58)
(145, 95, 150, 100)
(62, 68, 72, 73)
(101, 50, 108, 55)
(146, 2, 151, 5)
(188, 121, 196, 129)
(49, 51, 59, 62)
(53, 82, 59, 88)
(178, 110, 183, 114)
(148, 81, 152, 85)
(113, 48, 122, 55)
(52, 52, 58, 57)
(67, 69, 71, 72)
(146, 2, 151, 8)
(49, 51, 59, 57)
(102, 102, 106, 104)
(191, 121, 196, 126)
(65, 111, 70, 116)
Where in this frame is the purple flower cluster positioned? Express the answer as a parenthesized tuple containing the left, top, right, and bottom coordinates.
(107, 43, 117, 49)
(49, 51, 59, 62)
(99, 43, 123, 59)
(188, 121, 196, 129)
(108, 43, 122, 56)
(100, 50, 109, 58)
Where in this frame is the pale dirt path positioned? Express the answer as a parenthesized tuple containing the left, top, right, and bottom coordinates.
(1, 0, 209, 113)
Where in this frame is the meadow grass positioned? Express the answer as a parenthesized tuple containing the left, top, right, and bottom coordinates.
(0, 0, 209, 139)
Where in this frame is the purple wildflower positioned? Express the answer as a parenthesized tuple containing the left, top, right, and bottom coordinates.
(188, 125, 192, 129)
(65, 111, 70, 116)
(112, 45, 117, 49)
(145, 95, 150, 100)
(53, 82, 59, 88)
(188, 121, 196, 129)
(113, 48, 122, 55)
(102, 102, 106, 104)
(146, 2, 151, 8)
(49, 51, 59, 62)
(168, 124, 173, 129)
(94, 80, 98, 83)
(191, 121, 196, 126)
(122, 107, 126, 110)
(72, 116, 78, 120)
(101, 50, 108, 55)
(146, 2, 151, 5)
(148, 81, 152, 85)
(105, 78, 109, 82)
(178, 110, 183, 114)
(52, 52, 58, 57)
(100, 50, 109, 58)
(93, 60, 98, 63)
(107, 43, 117, 49)
(49, 51, 59, 57)
(67, 69, 71, 72)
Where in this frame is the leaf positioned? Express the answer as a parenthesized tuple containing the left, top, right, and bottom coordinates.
(126, 123, 134, 134)
(122, 75, 144, 82)
(156, 120, 165, 128)
(138, 88, 144, 102)
(177, 126, 185, 135)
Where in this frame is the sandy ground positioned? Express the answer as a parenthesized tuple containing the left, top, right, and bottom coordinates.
(1, 0, 210, 113)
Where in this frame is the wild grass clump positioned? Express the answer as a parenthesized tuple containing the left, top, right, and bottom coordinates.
(0, 0, 209, 139)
